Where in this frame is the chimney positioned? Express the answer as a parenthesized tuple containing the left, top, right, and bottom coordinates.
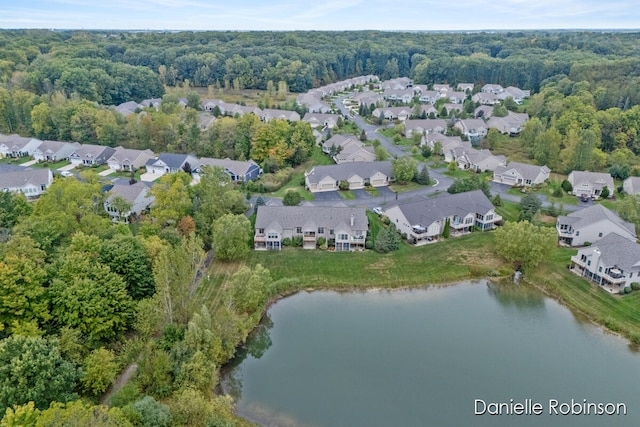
(350, 213, 354, 227)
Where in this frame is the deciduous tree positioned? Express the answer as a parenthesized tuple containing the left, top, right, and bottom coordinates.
(494, 221, 556, 271)
(211, 214, 251, 261)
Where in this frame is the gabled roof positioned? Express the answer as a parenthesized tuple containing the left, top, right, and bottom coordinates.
(196, 157, 259, 177)
(70, 144, 114, 159)
(0, 168, 51, 189)
(35, 140, 80, 154)
(108, 147, 155, 165)
(0, 134, 40, 150)
(494, 161, 550, 181)
(255, 206, 368, 233)
(107, 181, 151, 204)
(305, 161, 392, 184)
(405, 119, 448, 132)
(624, 176, 640, 194)
(587, 233, 640, 271)
(152, 153, 195, 169)
(386, 190, 494, 227)
(486, 112, 529, 130)
(558, 204, 636, 237)
(568, 171, 614, 189)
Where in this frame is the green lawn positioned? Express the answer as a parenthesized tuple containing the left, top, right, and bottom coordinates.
(269, 172, 315, 201)
(389, 181, 427, 193)
(365, 187, 380, 197)
(29, 159, 71, 169)
(338, 190, 356, 200)
(378, 128, 415, 146)
(495, 200, 520, 222)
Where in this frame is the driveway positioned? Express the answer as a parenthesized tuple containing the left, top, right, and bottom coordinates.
(352, 189, 373, 199)
(489, 181, 512, 195)
(312, 191, 343, 202)
(99, 168, 116, 176)
(140, 170, 165, 182)
(57, 163, 77, 171)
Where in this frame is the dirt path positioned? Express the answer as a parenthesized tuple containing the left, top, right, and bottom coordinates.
(100, 363, 138, 405)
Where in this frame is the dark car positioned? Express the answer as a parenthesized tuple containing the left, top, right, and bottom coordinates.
(580, 194, 590, 203)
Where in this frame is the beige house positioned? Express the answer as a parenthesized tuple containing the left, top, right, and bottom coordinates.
(254, 206, 368, 251)
(305, 161, 393, 193)
(107, 147, 156, 171)
(557, 204, 636, 247)
(0, 168, 53, 198)
(567, 171, 614, 198)
(493, 161, 550, 187)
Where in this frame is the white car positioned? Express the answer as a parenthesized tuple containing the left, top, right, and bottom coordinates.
(59, 170, 74, 177)
(372, 207, 383, 215)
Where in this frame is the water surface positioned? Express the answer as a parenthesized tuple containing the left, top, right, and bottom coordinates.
(222, 281, 639, 426)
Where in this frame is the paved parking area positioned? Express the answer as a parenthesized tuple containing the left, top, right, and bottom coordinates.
(57, 163, 77, 171)
(352, 189, 373, 199)
(489, 181, 512, 194)
(312, 191, 343, 201)
(376, 186, 396, 198)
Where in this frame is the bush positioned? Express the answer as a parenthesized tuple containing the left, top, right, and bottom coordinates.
(631, 282, 640, 291)
(339, 180, 350, 191)
(551, 185, 564, 198)
(282, 238, 292, 247)
(624, 286, 632, 294)
(316, 237, 326, 248)
(381, 216, 390, 225)
(283, 191, 302, 206)
(600, 186, 610, 199)
(292, 236, 303, 247)
(365, 240, 373, 250)
(561, 180, 573, 193)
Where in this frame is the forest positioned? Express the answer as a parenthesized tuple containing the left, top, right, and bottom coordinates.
(3, 29, 640, 426)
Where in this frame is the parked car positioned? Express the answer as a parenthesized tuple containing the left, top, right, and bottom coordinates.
(60, 170, 74, 177)
(372, 207, 383, 215)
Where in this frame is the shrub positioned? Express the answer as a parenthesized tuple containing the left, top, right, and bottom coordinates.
(316, 237, 326, 248)
(283, 191, 302, 206)
(282, 238, 292, 247)
(600, 186, 610, 199)
(631, 282, 640, 291)
(292, 236, 303, 247)
(381, 216, 390, 225)
(561, 180, 573, 193)
(552, 186, 564, 198)
(338, 180, 350, 191)
(624, 286, 632, 294)
(365, 240, 373, 250)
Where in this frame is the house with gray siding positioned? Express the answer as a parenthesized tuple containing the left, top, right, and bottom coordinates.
(0, 134, 42, 158)
(254, 206, 368, 251)
(195, 157, 262, 182)
(623, 176, 640, 195)
(0, 168, 53, 198)
(104, 181, 154, 222)
(570, 233, 640, 293)
(567, 171, 614, 198)
(33, 140, 80, 162)
(556, 204, 636, 247)
(69, 144, 116, 166)
(107, 147, 156, 171)
(146, 153, 198, 175)
(493, 161, 550, 187)
(382, 190, 501, 245)
(305, 161, 393, 193)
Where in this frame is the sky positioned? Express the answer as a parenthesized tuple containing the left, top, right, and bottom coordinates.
(0, 0, 638, 31)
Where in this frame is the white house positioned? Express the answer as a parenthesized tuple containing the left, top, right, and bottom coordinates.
(623, 176, 640, 195)
(567, 171, 614, 198)
(0, 168, 53, 198)
(570, 233, 640, 293)
(104, 181, 154, 222)
(556, 204, 636, 247)
(493, 161, 550, 187)
(305, 161, 393, 192)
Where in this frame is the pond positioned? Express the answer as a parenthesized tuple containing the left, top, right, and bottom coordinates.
(221, 281, 639, 426)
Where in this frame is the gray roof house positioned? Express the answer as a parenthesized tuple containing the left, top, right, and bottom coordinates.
(486, 112, 529, 135)
(146, 153, 198, 175)
(104, 181, 154, 222)
(383, 89, 414, 104)
(423, 135, 469, 155)
(472, 92, 501, 106)
(567, 171, 614, 198)
(404, 119, 448, 138)
(305, 161, 393, 193)
(32, 140, 80, 162)
(254, 206, 368, 251)
(115, 101, 142, 117)
(454, 119, 488, 139)
(556, 204, 636, 247)
(451, 147, 506, 172)
(195, 157, 262, 182)
(383, 190, 501, 245)
(297, 93, 332, 113)
(302, 113, 341, 129)
(0, 168, 53, 198)
(493, 161, 550, 187)
(69, 144, 116, 166)
(481, 84, 505, 94)
(623, 176, 640, 195)
(261, 109, 301, 123)
(570, 233, 640, 293)
(322, 135, 376, 164)
(372, 106, 412, 121)
(107, 147, 156, 172)
(457, 83, 475, 93)
(0, 134, 42, 158)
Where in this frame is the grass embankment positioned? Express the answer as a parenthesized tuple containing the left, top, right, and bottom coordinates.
(205, 228, 640, 346)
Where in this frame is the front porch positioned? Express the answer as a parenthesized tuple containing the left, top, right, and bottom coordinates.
(570, 256, 626, 294)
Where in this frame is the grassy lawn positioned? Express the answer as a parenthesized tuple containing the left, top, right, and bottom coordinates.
(495, 200, 520, 222)
(111, 170, 143, 181)
(389, 181, 427, 193)
(269, 171, 314, 201)
(365, 187, 380, 197)
(29, 159, 71, 169)
(443, 168, 475, 179)
(378, 128, 415, 146)
(338, 190, 356, 200)
(491, 137, 531, 163)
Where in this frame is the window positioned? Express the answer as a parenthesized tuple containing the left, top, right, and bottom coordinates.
(258, 228, 264, 234)
(338, 233, 349, 240)
(630, 273, 634, 278)
(599, 266, 602, 272)
(486, 214, 493, 221)
(318, 227, 324, 234)
(465, 217, 473, 224)
(329, 229, 334, 235)
(267, 233, 278, 239)
(296, 227, 302, 234)
(575, 231, 580, 236)
(598, 232, 603, 237)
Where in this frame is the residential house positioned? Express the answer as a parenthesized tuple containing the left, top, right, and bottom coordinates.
(322, 135, 376, 164)
(380, 77, 413, 90)
(457, 83, 475, 93)
(424, 134, 469, 156)
(201, 98, 225, 113)
(556, 204, 636, 247)
(404, 119, 448, 138)
(69, 144, 116, 166)
(302, 113, 341, 129)
(418, 90, 441, 104)
(372, 106, 412, 121)
(305, 161, 393, 192)
(497, 86, 530, 104)
(0, 134, 42, 158)
(261, 109, 301, 123)
(195, 157, 262, 182)
(140, 98, 162, 110)
(486, 112, 529, 135)
(451, 147, 506, 172)
(623, 176, 640, 195)
(441, 103, 463, 116)
(107, 147, 156, 172)
(32, 140, 80, 162)
(198, 113, 216, 130)
(472, 92, 501, 106)
(254, 206, 368, 251)
(567, 171, 614, 198)
(383, 190, 501, 245)
(0, 168, 53, 198)
(420, 105, 439, 117)
(433, 84, 452, 93)
(474, 105, 494, 119)
(353, 91, 385, 108)
(104, 181, 154, 221)
(481, 84, 505, 94)
(115, 101, 141, 117)
(493, 161, 550, 187)
(443, 91, 467, 104)
(570, 233, 640, 293)
(146, 153, 198, 175)
(383, 89, 414, 104)
(454, 119, 488, 139)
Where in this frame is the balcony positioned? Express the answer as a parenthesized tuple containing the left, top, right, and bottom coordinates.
(254, 234, 266, 243)
(570, 255, 586, 268)
(556, 225, 574, 237)
(303, 232, 316, 242)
